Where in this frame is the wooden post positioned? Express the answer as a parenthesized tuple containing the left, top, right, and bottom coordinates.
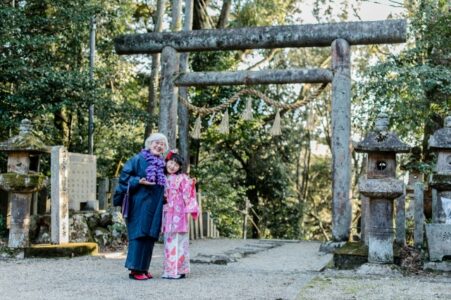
(414, 182, 424, 249)
(189, 214, 195, 240)
(395, 188, 406, 246)
(198, 188, 203, 239)
(209, 216, 214, 238)
(331, 38, 352, 242)
(202, 211, 210, 237)
(159, 46, 179, 148)
(243, 199, 250, 240)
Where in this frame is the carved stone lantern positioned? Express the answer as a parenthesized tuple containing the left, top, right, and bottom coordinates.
(355, 113, 410, 263)
(0, 119, 50, 248)
(425, 116, 451, 262)
(428, 116, 451, 223)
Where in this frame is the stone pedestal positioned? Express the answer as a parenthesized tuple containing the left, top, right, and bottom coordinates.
(359, 178, 404, 263)
(425, 224, 451, 261)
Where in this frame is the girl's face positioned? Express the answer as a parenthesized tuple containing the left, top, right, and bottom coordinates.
(149, 139, 166, 155)
(166, 160, 181, 175)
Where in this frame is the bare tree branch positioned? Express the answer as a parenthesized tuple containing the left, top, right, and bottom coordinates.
(246, 49, 280, 71)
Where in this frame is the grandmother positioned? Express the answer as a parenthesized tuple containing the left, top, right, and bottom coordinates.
(114, 133, 168, 280)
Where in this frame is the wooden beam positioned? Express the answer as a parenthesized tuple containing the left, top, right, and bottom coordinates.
(174, 68, 332, 86)
(115, 19, 407, 55)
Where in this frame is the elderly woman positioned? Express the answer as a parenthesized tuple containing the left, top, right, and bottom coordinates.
(114, 133, 168, 280)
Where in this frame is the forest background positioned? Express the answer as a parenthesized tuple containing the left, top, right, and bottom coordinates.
(0, 0, 449, 240)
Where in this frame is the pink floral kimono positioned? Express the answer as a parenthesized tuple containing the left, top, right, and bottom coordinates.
(162, 173, 199, 278)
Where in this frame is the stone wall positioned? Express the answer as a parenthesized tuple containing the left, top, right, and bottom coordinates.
(29, 208, 127, 250)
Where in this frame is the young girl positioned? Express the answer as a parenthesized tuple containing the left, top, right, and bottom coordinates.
(161, 151, 199, 279)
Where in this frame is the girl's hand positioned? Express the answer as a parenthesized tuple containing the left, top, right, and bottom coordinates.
(139, 178, 155, 185)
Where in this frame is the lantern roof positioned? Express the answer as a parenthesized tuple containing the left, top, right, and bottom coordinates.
(428, 116, 451, 150)
(0, 119, 50, 154)
(355, 113, 410, 153)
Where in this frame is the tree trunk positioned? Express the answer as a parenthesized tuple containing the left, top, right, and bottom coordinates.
(144, 0, 166, 138)
(178, 0, 194, 172)
(193, 0, 211, 30)
(54, 109, 71, 148)
(216, 0, 231, 29)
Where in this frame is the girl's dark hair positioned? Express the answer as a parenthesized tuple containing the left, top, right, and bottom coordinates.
(165, 153, 184, 175)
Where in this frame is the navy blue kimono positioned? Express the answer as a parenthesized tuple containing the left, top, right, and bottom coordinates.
(115, 153, 164, 272)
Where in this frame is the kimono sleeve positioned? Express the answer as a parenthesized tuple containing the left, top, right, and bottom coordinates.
(117, 155, 141, 193)
(182, 175, 199, 217)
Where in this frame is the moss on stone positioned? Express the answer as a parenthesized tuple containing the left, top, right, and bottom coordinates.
(0, 173, 46, 192)
(24, 242, 99, 258)
(430, 174, 451, 189)
(334, 242, 368, 256)
(0, 133, 50, 153)
(333, 242, 403, 269)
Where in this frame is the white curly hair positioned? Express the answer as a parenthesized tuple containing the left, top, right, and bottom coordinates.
(144, 133, 169, 151)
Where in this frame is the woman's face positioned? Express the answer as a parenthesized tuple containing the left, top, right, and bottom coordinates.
(149, 140, 166, 155)
(166, 160, 181, 175)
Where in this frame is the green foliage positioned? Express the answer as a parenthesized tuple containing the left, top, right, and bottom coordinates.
(355, 1, 450, 146)
(0, 0, 149, 177)
(233, 0, 298, 26)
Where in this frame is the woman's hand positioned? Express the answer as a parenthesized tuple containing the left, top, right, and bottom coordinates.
(139, 178, 155, 185)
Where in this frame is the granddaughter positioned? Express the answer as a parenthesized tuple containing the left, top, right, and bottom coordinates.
(161, 151, 199, 279)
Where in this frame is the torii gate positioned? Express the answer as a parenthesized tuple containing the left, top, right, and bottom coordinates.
(114, 19, 407, 242)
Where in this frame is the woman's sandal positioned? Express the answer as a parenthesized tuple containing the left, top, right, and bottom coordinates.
(129, 271, 151, 280)
(130, 273, 149, 280)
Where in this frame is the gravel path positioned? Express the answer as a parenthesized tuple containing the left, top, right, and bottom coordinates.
(298, 268, 451, 300)
(1, 239, 449, 300)
(0, 239, 330, 300)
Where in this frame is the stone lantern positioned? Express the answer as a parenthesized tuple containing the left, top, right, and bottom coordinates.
(425, 116, 451, 262)
(355, 113, 410, 263)
(428, 116, 451, 223)
(0, 119, 50, 248)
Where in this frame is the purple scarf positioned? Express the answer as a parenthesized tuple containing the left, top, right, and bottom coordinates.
(140, 149, 166, 186)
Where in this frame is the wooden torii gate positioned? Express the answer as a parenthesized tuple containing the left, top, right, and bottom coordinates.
(114, 19, 407, 242)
